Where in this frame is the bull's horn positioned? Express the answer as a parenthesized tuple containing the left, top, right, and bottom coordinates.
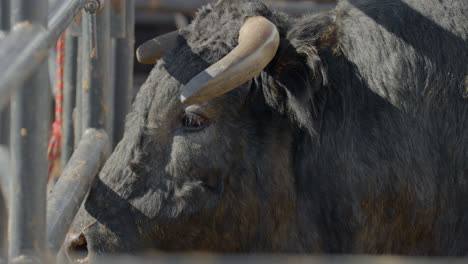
(136, 31, 179, 64)
(181, 16, 280, 104)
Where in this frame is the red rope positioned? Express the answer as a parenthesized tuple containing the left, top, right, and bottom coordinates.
(47, 34, 65, 182)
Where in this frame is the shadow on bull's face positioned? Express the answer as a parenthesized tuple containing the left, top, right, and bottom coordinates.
(63, 1, 309, 261)
(63, 31, 282, 263)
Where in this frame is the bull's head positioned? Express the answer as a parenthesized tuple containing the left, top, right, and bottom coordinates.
(65, 0, 329, 261)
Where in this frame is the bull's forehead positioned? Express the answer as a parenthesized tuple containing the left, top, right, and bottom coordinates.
(141, 0, 286, 121)
(145, 46, 212, 123)
(145, 50, 249, 125)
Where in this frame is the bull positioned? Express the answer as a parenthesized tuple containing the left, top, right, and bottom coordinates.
(64, 0, 468, 262)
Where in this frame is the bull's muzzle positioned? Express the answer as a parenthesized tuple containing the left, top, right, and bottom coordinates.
(64, 232, 89, 263)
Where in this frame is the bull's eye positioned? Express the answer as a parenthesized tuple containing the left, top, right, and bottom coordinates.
(182, 112, 207, 130)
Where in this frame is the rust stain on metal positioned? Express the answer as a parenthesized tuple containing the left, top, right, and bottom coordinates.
(20, 128, 27, 137)
(110, 0, 122, 13)
(100, 101, 108, 115)
(75, 12, 83, 25)
(83, 78, 90, 93)
(91, 46, 97, 59)
(72, 161, 88, 176)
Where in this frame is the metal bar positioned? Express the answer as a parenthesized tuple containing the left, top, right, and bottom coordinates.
(46, 129, 109, 256)
(47, 0, 88, 48)
(61, 33, 78, 169)
(86, 255, 468, 264)
(0, 138, 7, 263)
(0, 184, 6, 262)
(0, 0, 88, 110)
(0, 0, 9, 255)
(0, 145, 9, 203)
(110, 0, 125, 38)
(74, 34, 84, 146)
(80, 0, 113, 140)
(113, 0, 134, 147)
(0, 106, 9, 146)
(0, 0, 10, 30)
(0, 144, 8, 262)
(1, 0, 10, 147)
(8, 0, 50, 262)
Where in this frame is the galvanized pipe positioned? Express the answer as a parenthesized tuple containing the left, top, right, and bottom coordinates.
(46, 129, 109, 256)
(8, 0, 50, 262)
(47, 0, 88, 45)
(0, 145, 9, 203)
(113, 0, 135, 147)
(61, 34, 79, 169)
(74, 36, 84, 146)
(0, 145, 9, 262)
(0, 0, 10, 30)
(80, 0, 113, 139)
(0, 106, 9, 146)
(0, 0, 88, 110)
(0, 185, 6, 262)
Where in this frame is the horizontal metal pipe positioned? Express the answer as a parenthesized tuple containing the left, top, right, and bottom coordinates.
(0, 0, 88, 110)
(46, 129, 109, 256)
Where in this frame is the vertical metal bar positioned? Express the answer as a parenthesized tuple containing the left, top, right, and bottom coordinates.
(1, 2, 10, 260)
(113, 0, 134, 147)
(0, 185, 6, 262)
(0, 146, 7, 263)
(0, 0, 10, 30)
(0, 146, 9, 203)
(0, 0, 10, 147)
(8, 0, 50, 262)
(61, 33, 78, 169)
(75, 31, 84, 147)
(81, 0, 113, 142)
(0, 107, 8, 147)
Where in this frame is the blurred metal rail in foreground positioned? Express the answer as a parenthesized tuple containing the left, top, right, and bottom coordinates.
(47, 129, 109, 256)
(0, 0, 89, 110)
(97, 254, 468, 264)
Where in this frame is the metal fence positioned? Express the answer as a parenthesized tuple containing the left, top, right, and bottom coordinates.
(0, 0, 134, 262)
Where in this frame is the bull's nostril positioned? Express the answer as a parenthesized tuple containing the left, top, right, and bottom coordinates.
(66, 233, 89, 263)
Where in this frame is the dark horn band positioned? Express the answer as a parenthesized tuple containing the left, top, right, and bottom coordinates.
(180, 16, 280, 105)
(136, 31, 179, 64)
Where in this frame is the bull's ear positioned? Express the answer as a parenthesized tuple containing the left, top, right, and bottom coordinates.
(261, 35, 328, 134)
